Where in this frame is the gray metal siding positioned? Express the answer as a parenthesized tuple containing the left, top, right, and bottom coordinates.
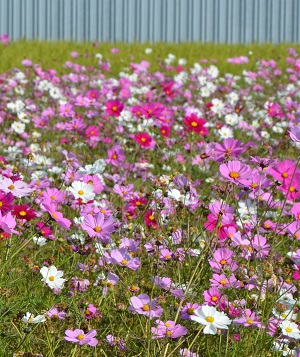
(0, 0, 299, 43)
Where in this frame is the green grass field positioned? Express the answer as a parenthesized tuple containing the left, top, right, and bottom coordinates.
(1, 41, 299, 75)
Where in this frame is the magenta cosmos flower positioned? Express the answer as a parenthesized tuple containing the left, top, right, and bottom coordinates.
(106, 99, 124, 117)
(64, 329, 98, 346)
(219, 160, 251, 184)
(128, 294, 163, 319)
(81, 212, 115, 243)
(184, 113, 208, 135)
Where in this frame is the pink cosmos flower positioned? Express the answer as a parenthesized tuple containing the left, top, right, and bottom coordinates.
(251, 234, 270, 258)
(213, 138, 249, 162)
(209, 248, 238, 272)
(151, 320, 188, 339)
(47, 305, 67, 320)
(219, 160, 251, 184)
(106, 334, 126, 351)
(59, 103, 75, 118)
(1, 34, 9, 43)
(81, 213, 115, 243)
(184, 113, 208, 135)
(288, 125, 300, 142)
(292, 203, 300, 221)
(234, 309, 262, 327)
(227, 56, 249, 64)
(106, 145, 125, 166)
(108, 248, 140, 271)
(210, 273, 238, 288)
(181, 303, 201, 320)
(268, 160, 300, 185)
(0, 211, 18, 235)
(40, 200, 71, 230)
(203, 287, 222, 306)
(151, 276, 172, 290)
(86, 89, 99, 101)
(128, 294, 163, 319)
(64, 329, 98, 346)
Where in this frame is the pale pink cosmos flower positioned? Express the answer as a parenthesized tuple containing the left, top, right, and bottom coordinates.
(128, 294, 163, 319)
(288, 125, 300, 142)
(151, 320, 188, 339)
(0, 211, 18, 235)
(0, 177, 33, 197)
(64, 329, 98, 346)
(108, 248, 140, 271)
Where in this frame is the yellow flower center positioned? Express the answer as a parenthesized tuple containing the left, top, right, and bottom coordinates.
(48, 276, 55, 281)
(251, 183, 258, 188)
(166, 330, 172, 336)
(206, 316, 214, 323)
(29, 317, 34, 323)
(112, 154, 117, 159)
(285, 327, 293, 333)
(112, 106, 117, 111)
(191, 121, 198, 127)
(220, 259, 227, 265)
(141, 137, 146, 142)
(282, 172, 288, 178)
(8, 184, 15, 190)
(19, 211, 27, 216)
(164, 323, 171, 327)
(94, 226, 102, 232)
(0, 201, 2, 207)
(220, 279, 227, 285)
(142, 304, 150, 311)
(246, 319, 253, 324)
(78, 190, 84, 195)
(149, 215, 155, 220)
(229, 171, 240, 179)
(211, 296, 218, 302)
(77, 334, 85, 340)
(187, 308, 194, 315)
(121, 259, 128, 265)
(51, 213, 58, 219)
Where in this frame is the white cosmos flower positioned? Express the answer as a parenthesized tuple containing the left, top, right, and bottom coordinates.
(191, 305, 231, 335)
(40, 265, 66, 290)
(33, 236, 47, 246)
(280, 320, 300, 339)
(22, 312, 46, 323)
(78, 159, 106, 174)
(69, 181, 95, 203)
(11, 121, 25, 134)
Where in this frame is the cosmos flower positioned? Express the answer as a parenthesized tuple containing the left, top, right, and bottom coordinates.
(40, 265, 66, 290)
(128, 294, 163, 319)
(191, 305, 231, 334)
(21, 312, 46, 324)
(64, 329, 98, 346)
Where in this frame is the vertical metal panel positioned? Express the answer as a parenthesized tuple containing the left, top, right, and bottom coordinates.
(0, 0, 300, 43)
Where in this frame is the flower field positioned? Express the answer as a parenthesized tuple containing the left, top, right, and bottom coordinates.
(1, 37, 300, 356)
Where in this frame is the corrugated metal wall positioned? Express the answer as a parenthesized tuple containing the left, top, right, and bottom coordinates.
(0, 0, 299, 43)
